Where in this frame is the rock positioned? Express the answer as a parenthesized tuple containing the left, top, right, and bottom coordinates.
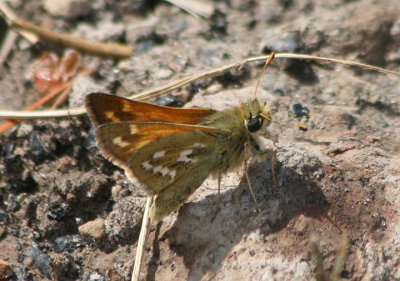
(292, 103, 310, 117)
(46, 201, 68, 221)
(154, 68, 174, 80)
(43, 0, 92, 19)
(50, 253, 80, 280)
(69, 76, 106, 108)
(0, 212, 8, 223)
(26, 242, 51, 279)
(30, 131, 53, 164)
(53, 234, 84, 253)
(0, 259, 14, 280)
(390, 17, 400, 42)
(104, 196, 144, 245)
(261, 34, 300, 53)
(82, 271, 107, 281)
(78, 218, 105, 240)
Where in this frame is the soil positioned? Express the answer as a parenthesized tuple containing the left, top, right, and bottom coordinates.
(1, 0, 400, 280)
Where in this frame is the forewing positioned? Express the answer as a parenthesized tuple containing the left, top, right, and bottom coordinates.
(85, 93, 216, 126)
(95, 122, 218, 166)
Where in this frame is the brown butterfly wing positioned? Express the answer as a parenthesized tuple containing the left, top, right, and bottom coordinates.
(85, 93, 216, 126)
(125, 130, 223, 222)
(94, 122, 218, 165)
(128, 130, 221, 191)
(94, 122, 227, 191)
(147, 147, 217, 222)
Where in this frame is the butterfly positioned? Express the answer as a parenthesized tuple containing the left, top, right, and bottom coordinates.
(85, 92, 276, 222)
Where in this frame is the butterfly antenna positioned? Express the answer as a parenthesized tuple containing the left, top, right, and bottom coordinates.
(254, 52, 275, 99)
(260, 113, 308, 132)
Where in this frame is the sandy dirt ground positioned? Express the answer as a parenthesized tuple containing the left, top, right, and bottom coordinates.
(1, 0, 400, 280)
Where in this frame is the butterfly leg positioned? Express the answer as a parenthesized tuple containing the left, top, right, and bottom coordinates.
(251, 132, 278, 187)
(263, 130, 278, 186)
(255, 147, 278, 187)
(244, 144, 261, 213)
(210, 173, 222, 222)
(271, 146, 278, 186)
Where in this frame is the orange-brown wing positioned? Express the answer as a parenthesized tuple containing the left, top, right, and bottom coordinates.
(85, 93, 216, 126)
(94, 121, 220, 171)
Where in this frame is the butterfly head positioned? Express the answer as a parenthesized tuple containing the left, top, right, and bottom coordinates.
(245, 99, 272, 133)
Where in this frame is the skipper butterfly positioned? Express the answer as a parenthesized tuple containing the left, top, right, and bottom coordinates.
(86, 91, 277, 221)
(85, 54, 283, 222)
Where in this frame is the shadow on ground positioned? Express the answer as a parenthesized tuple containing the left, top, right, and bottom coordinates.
(146, 158, 328, 281)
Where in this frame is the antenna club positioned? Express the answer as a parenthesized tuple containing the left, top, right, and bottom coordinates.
(254, 52, 275, 99)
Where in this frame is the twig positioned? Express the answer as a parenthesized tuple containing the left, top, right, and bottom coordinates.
(1, 53, 399, 120)
(0, 108, 86, 120)
(51, 84, 72, 109)
(164, 0, 213, 19)
(0, 2, 38, 43)
(132, 197, 153, 281)
(0, 28, 19, 65)
(0, 82, 71, 135)
(127, 53, 400, 100)
(10, 19, 133, 59)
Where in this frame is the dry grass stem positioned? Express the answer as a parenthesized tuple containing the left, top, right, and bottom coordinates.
(10, 19, 133, 59)
(0, 53, 399, 122)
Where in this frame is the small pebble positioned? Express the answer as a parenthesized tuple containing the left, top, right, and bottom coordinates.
(78, 219, 105, 240)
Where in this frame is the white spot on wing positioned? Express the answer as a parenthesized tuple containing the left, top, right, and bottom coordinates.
(152, 165, 174, 178)
(105, 111, 119, 121)
(153, 151, 166, 159)
(193, 143, 206, 148)
(122, 101, 131, 111)
(160, 167, 170, 176)
(168, 169, 176, 179)
(153, 165, 162, 173)
(112, 136, 130, 147)
(178, 149, 194, 162)
(130, 125, 138, 134)
(141, 161, 153, 170)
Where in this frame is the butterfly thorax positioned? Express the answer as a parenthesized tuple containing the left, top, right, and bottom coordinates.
(199, 99, 272, 173)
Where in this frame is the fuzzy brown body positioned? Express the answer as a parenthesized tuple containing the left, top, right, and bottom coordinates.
(85, 93, 272, 222)
(200, 100, 271, 175)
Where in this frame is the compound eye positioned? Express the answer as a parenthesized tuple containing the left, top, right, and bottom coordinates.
(247, 116, 262, 132)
